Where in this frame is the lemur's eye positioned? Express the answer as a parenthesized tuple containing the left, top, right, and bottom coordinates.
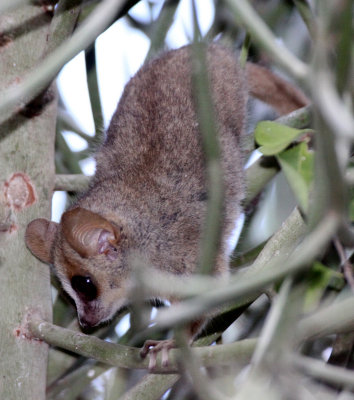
(71, 276, 98, 301)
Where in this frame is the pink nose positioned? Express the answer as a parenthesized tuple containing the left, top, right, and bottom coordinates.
(78, 312, 102, 329)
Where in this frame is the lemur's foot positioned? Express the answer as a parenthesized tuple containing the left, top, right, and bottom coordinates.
(140, 339, 176, 370)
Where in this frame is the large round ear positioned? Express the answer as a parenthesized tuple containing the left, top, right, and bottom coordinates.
(61, 208, 120, 258)
(25, 219, 58, 264)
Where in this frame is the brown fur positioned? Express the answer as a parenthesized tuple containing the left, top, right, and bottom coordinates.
(246, 62, 309, 114)
(25, 44, 308, 329)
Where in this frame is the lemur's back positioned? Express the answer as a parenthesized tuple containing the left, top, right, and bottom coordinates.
(94, 44, 246, 197)
(86, 44, 247, 274)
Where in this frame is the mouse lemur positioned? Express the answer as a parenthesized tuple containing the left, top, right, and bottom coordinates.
(26, 43, 309, 364)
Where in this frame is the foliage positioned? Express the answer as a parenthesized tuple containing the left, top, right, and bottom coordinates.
(1, 0, 354, 399)
(255, 121, 314, 211)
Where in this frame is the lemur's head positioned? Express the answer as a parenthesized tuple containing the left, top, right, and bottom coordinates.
(26, 207, 132, 328)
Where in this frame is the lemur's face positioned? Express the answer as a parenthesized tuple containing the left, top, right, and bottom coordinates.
(26, 207, 132, 328)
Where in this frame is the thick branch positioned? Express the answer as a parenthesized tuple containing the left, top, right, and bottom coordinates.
(28, 315, 256, 373)
(0, 0, 29, 14)
(0, 5, 56, 399)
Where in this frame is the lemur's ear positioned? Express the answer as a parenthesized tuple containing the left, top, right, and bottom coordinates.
(61, 208, 120, 259)
(25, 219, 58, 263)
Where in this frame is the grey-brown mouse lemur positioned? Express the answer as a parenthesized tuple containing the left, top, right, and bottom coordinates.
(25, 43, 309, 366)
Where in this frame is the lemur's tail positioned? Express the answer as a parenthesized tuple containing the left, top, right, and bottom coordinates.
(246, 63, 310, 115)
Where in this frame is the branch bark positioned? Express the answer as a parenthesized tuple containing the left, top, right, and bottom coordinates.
(55, 174, 90, 192)
(27, 315, 256, 374)
(0, 4, 57, 399)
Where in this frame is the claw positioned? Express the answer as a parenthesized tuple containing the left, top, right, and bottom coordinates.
(148, 350, 157, 370)
(140, 339, 176, 370)
(161, 345, 170, 368)
(140, 339, 160, 359)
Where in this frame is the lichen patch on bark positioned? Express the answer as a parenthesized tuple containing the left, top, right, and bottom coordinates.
(4, 173, 36, 211)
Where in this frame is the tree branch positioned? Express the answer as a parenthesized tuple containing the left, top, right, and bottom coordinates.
(0, 0, 129, 123)
(293, 354, 354, 390)
(55, 174, 90, 192)
(226, 0, 309, 81)
(27, 314, 256, 373)
(151, 210, 338, 329)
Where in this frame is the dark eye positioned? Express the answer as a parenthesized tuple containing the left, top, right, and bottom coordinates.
(71, 275, 98, 301)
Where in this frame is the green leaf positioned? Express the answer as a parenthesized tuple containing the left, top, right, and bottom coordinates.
(304, 262, 343, 312)
(350, 198, 354, 222)
(255, 121, 304, 156)
(276, 142, 314, 212)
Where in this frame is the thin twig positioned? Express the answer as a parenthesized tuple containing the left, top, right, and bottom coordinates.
(145, 0, 180, 61)
(119, 374, 179, 400)
(55, 174, 90, 192)
(47, 361, 107, 400)
(251, 278, 293, 366)
(152, 211, 338, 329)
(175, 329, 228, 400)
(309, 3, 354, 141)
(333, 238, 354, 292)
(226, 0, 309, 81)
(298, 295, 354, 341)
(292, 0, 317, 38)
(135, 208, 306, 302)
(293, 354, 354, 390)
(0, 0, 127, 123)
(57, 108, 96, 144)
(56, 131, 83, 174)
(191, 38, 224, 274)
(85, 44, 105, 140)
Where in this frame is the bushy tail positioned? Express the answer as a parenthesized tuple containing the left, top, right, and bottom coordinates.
(246, 63, 310, 115)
